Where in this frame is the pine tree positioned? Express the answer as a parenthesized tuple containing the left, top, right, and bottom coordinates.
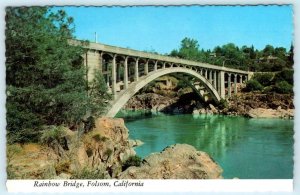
(6, 7, 110, 143)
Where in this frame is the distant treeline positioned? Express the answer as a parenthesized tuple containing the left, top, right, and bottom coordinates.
(168, 37, 293, 72)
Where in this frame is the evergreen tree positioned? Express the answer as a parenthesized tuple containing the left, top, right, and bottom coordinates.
(6, 7, 110, 143)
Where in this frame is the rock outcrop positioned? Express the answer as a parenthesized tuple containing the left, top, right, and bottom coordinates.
(247, 107, 294, 119)
(7, 118, 136, 179)
(8, 118, 223, 180)
(124, 93, 177, 112)
(118, 144, 223, 179)
(223, 92, 294, 119)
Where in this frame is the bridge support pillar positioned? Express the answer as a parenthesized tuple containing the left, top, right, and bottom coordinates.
(234, 74, 237, 95)
(144, 60, 149, 75)
(228, 73, 231, 98)
(205, 69, 208, 79)
(124, 57, 128, 89)
(135, 58, 139, 81)
(112, 55, 117, 99)
(218, 71, 225, 99)
(209, 70, 212, 84)
(213, 71, 217, 89)
(154, 61, 158, 71)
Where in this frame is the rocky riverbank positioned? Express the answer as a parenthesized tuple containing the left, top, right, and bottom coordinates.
(7, 117, 223, 179)
(222, 92, 294, 119)
(125, 92, 294, 119)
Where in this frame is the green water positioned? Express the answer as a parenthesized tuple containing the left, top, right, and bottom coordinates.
(117, 111, 294, 179)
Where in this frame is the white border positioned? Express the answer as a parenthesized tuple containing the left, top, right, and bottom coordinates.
(6, 180, 294, 192)
(0, 0, 298, 194)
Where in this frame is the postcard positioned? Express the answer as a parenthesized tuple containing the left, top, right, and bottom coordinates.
(4, 2, 295, 193)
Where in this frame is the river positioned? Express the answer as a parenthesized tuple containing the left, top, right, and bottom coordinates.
(117, 111, 293, 179)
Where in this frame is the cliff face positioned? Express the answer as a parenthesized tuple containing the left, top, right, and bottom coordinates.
(7, 117, 223, 179)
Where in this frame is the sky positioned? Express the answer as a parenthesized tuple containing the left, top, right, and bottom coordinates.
(56, 5, 293, 54)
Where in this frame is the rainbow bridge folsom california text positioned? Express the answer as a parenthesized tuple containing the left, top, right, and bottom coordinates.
(71, 40, 253, 117)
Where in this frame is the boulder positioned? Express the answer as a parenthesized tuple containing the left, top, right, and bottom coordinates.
(118, 144, 223, 179)
(209, 104, 218, 114)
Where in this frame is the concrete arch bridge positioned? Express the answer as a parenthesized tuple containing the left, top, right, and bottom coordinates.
(71, 40, 253, 117)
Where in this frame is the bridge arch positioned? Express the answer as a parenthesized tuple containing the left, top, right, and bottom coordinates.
(106, 67, 221, 117)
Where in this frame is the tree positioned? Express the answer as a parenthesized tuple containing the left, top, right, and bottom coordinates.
(262, 45, 275, 56)
(245, 79, 263, 92)
(288, 43, 294, 67)
(175, 37, 205, 61)
(6, 7, 110, 143)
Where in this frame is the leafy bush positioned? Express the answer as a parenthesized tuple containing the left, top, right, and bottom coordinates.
(273, 69, 293, 85)
(104, 148, 113, 157)
(274, 81, 293, 94)
(71, 167, 105, 179)
(253, 73, 274, 86)
(92, 134, 108, 142)
(217, 98, 228, 109)
(40, 126, 66, 145)
(7, 127, 42, 144)
(245, 79, 263, 91)
(122, 155, 142, 171)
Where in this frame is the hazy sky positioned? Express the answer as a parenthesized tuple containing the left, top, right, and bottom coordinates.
(56, 5, 293, 54)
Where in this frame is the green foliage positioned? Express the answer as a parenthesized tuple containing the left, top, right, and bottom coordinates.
(175, 80, 189, 90)
(274, 69, 293, 85)
(6, 7, 111, 143)
(104, 148, 113, 157)
(92, 134, 108, 142)
(253, 73, 274, 86)
(245, 79, 263, 92)
(71, 167, 105, 179)
(88, 71, 112, 116)
(122, 155, 142, 171)
(274, 81, 293, 94)
(7, 126, 42, 144)
(40, 126, 66, 145)
(170, 37, 293, 72)
(6, 7, 89, 140)
(217, 99, 228, 109)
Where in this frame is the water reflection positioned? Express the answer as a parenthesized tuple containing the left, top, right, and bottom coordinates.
(119, 111, 293, 179)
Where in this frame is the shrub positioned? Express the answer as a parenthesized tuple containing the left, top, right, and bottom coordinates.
(245, 79, 263, 92)
(7, 128, 42, 144)
(40, 126, 66, 145)
(253, 73, 274, 86)
(71, 167, 105, 179)
(274, 81, 293, 94)
(273, 69, 293, 85)
(92, 134, 108, 142)
(217, 99, 228, 109)
(122, 155, 142, 171)
(104, 148, 113, 157)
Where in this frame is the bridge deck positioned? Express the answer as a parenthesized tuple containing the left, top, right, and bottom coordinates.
(70, 39, 250, 75)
